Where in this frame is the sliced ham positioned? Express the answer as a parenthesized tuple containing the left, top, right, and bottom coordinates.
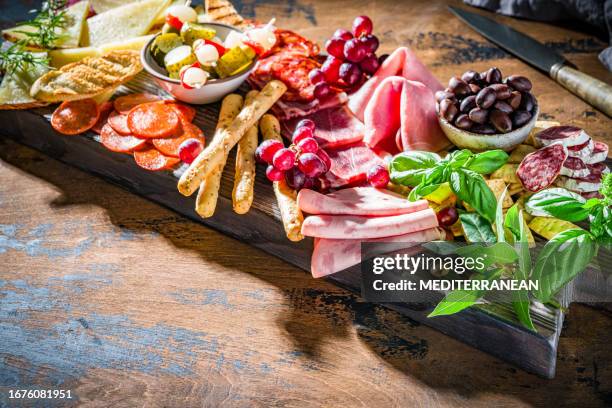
(311, 227, 446, 278)
(348, 47, 443, 121)
(302, 208, 439, 239)
(535, 126, 590, 148)
(281, 105, 364, 148)
(319, 143, 384, 189)
(298, 187, 428, 216)
(584, 141, 609, 164)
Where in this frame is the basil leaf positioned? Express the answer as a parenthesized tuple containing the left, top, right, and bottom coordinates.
(532, 229, 597, 303)
(525, 188, 589, 222)
(389, 151, 441, 186)
(513, 210, 536, 331)
(423, 240, 462, 256)
(495, 186, 509, 242)
(583, 198, 601, 210)
(450, 169, 497, 223)
(447, 149, 473, 169)
(456, 242, 518, 268)
(408, 165, 447, 201)
(504, 203, 520, 241)
(590, 205, 612, 241)
(459, 213, 496, 244)
(466, 150, 509, 174)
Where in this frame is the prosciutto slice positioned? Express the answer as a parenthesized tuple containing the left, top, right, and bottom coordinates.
(298, 187, 429, 216)
(319, 143, 384, 189)
(363, 76, 450, 152)
(311, 227, 445, 278)
(348, 47, 443, 121)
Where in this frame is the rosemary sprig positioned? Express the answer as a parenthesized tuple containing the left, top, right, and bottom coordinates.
(0, 43, 50, 75)
(14, 0, 69, 49)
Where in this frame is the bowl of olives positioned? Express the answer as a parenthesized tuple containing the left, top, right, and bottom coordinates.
(436, 67, 539, 152)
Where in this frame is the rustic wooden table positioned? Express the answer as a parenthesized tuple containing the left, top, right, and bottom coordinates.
(1, 0, 611, 406)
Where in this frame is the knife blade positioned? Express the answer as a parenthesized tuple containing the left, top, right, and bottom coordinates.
(449, 6, 612, 117)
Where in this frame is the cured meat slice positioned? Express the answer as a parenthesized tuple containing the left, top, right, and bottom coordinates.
(588, 162, 610, 177)
(281, 105, 364, 148)
(559, 156, 589, 178)
(535, 126, 589, 147)
(348, 46, 443, 121)
(311, 227, 445, 278)
(517, 143, 568, 192)
(555, 175, 601, 192)
(363, 76, 449, 153)
(298, 187, 429, 216)
(581, 191, 604, 199)
(301, 208, 439, 239)
(567, 138, 594, 160)
(319, 143, 384, 189)
(584, 141, 609, 164)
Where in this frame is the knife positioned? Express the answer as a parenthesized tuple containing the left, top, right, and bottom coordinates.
(449, 6, 612, 118)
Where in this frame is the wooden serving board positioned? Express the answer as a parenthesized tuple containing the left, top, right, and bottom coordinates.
(0, 74, 566, 378)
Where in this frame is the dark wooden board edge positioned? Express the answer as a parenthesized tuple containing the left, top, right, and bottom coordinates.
(0, 109, 562, 378)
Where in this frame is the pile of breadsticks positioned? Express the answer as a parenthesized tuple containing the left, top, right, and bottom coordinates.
(177, 80, 304, 242)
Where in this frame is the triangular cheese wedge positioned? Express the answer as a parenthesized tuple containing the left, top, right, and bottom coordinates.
(90, 0, 131, 14)
(86, 0, 171, 47)
(0, 53, 51, 109)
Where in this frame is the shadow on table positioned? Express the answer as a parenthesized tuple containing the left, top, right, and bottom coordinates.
(1, 138, 610, 407)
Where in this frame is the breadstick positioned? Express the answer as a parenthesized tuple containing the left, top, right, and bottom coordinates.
(232, 90, 259, 214)
(260, 114, 304, 241)
(195, 94, 244, 218)
(178, 80, 287, 196)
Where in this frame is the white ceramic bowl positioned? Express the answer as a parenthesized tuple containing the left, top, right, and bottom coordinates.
(438, 104, 539, 152)
(141, 23, 256, 105)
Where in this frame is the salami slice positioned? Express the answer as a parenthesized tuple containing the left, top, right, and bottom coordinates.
(588, 162, 610, 177)
(559, 156, 589, 178)
(517, 143, 568, 192)
(581, 191, 604, 199)
(584, 141, 608, 164)
(567, 138, 594, 160)
(536, 126, 589, 147)
(555, 175, 601, 193)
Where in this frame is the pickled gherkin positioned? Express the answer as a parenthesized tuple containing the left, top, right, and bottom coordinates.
(164, 45, 196, 78)
(180, 22, 216, 45)
(151, 33, 184, 66)
(215, 46, 254, 78)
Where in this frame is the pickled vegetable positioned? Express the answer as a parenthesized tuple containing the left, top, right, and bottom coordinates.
(164, 45, 196, 78)
(151, 33, 184, 66)
(180, 22, 216, 45)
(215, 45, 254, 78)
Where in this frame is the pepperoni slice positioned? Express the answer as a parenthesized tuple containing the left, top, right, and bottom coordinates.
(114, 93, 161, 114)
(100, 123, 148, 153)
(108, 111, 132, 136)
(127, 103, 181, 139)
(152, 121, 205, 157)
(92, 102, 114, 134)
(166, 102, 196, 122)
(133, 146, 180, 171)
(51, 98, 100, 135)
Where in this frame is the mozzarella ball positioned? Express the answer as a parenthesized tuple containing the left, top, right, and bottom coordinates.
(166, 5, 197, 23)
(195, 44, 219, 64)
(247, 27, 276, 51)
(182, 67, 209, 88)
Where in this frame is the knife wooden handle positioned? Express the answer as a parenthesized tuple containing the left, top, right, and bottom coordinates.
(550, 63, 612, 117)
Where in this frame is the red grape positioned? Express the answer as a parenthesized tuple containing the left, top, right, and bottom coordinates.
(316, 149, 331, 171)
(321, 56, 342, 83)
(352, 15, 373, 37)
(297, 152, 327, 178)
(360, 34, 379, 53)
(333, 28, 353, 41)
(343, 38, 367, 63)
(292, 126, 313, 144)
(325, 37, 346, 59)
(339, 62, 362, 86)
(178, 138, 204, 164)
(255, 139, 284, 164)
(359, 54, 380, 75)
(313, 82, 332, 100)
(308, 68, 325, 85)
(266, 165, 285, 182)
(296, 119, 316, 131)
(297, 137, 319, 153)
(272, 148, 296, 171)
(366, 164, 390, 188)
(378, 54, 389, 65)
(436, 206, 458, 227)
(285, 167, 306, 190)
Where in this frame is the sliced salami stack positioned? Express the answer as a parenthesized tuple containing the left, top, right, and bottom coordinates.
(532, 126, 609, 197)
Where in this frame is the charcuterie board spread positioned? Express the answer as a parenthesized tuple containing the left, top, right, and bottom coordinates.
(1, 0, 610, 377)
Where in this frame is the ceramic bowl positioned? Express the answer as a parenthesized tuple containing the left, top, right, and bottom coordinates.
(141, 23, 256, 105)
(438, 104, 539, 152)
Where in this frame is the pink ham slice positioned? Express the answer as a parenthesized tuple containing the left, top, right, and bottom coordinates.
(298, 187, 429, 216)
(319, 143, 384, 189)
(281, 105, 364, 148)
(363, 76, 450, 152)
(302, 208, 439, 239)
(311, 227, 446, 278)
(348, 47, 443, 121)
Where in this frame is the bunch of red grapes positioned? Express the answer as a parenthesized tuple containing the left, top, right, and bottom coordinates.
(309, 16, 384, 99)
(256, 119, 331, 190)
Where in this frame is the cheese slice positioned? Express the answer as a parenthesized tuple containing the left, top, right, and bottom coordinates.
(49, 47, 101, 68)
(2, 1, 91, 49)
(0, 54, 51, 109)
(86, 0, 171, 47)
(90, 0, 131, 13)
(98, 34, 154, 54)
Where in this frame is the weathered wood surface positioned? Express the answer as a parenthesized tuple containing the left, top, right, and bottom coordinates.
(1, 0, 612, 406)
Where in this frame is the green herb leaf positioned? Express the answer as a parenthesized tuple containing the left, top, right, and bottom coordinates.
(532, 229, 597, 303)
(504, 203, 520, 241)
(513, 210, 536, 331)
(495, 186, 509, 242)
(525, 188, 589, 222)
(389, 151, 441, 187)
(456, 242, 518, 268)
(590, 205, 612, 242)
(459, 213, 496, 244)
(466, 150, 509, 174)
(447, 149, 473, 169)
(450, 168, 497, 223)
